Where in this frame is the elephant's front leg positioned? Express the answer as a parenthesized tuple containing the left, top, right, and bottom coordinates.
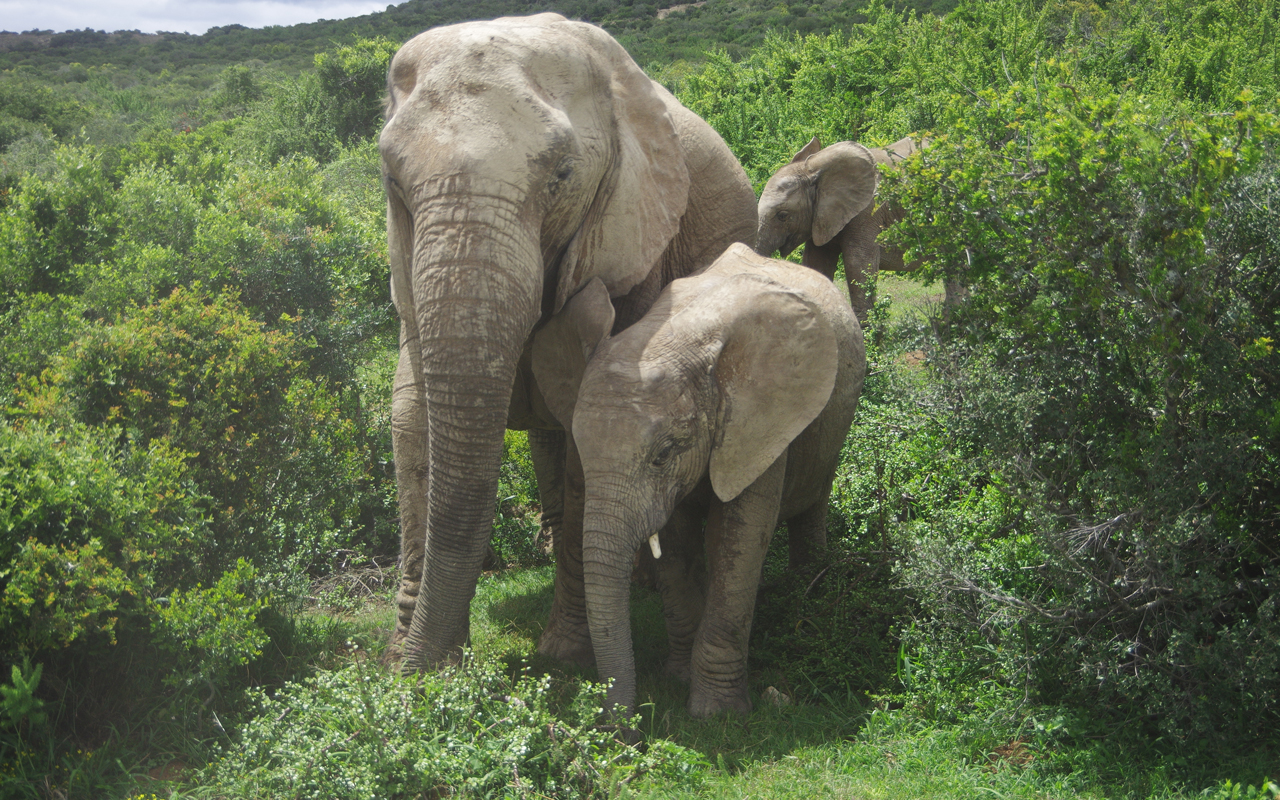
(536, 435, 595, 667)
(654, 501, 708, 683)
(390, 320, 429, 656)
(688, 454, 787, 717)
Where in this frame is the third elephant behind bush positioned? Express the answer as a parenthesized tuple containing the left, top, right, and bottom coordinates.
(756, 136, 958, 322)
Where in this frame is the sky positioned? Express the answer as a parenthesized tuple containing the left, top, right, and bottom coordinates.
(1, 0, 395, 36)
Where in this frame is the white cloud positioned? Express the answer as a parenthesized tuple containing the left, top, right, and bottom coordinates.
(0, 0, 392, 35)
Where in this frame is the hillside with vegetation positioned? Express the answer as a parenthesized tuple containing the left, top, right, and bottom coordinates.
(1, 0, 1278, 797)
(0, 0, 954, 72)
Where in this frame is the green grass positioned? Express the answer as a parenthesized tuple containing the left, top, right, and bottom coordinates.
(377, 565, 1252, 800)
(876, 272, 944, 323)
(77, 553, 1266, 798)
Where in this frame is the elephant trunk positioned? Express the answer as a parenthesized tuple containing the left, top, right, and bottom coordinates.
(401, 188, 544, 669)
(582, 487, 652, 716)
(753, 226, 780, 259)
(753, 224, 797, 260)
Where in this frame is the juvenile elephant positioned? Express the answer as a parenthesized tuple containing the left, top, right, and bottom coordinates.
(754, 136, 925, 323)
(381, 14, 757, 669)
(533, 243, 866, 717)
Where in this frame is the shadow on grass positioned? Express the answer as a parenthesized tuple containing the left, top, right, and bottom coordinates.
(470, 563, 874, 771)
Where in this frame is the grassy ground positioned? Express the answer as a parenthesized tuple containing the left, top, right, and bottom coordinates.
(278, 564, 1193, 800)
(369, 563, 1242, 800)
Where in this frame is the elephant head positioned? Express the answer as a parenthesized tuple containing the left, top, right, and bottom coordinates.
(533, 244, 846, 715)
(381, 14, 756, 668)
(755, 135, 923, 321)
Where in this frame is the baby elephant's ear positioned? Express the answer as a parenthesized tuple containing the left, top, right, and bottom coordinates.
(532, 278, 616, 431)
(808, 141, 878, 247)
(709, 277, 838, 502)
(789, 135, 823, 163)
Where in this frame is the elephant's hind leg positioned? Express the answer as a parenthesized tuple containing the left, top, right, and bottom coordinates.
(527, 428, 565, 556)
(784, 497, 830, 570)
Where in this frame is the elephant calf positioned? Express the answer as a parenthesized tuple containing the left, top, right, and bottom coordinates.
(533, 242, 866, 718)
(755, 136, 937, 323)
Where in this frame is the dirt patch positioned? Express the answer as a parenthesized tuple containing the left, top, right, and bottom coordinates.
(896, 349, 927, 369)
(989, 739, 1034, 770)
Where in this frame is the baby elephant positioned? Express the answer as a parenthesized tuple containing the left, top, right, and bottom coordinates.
(755, 136, 924, 324)
(533, 242, 866, 718)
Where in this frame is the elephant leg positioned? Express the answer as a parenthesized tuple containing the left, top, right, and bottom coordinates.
(527, 428, 565, 556)
(784, 494, 830, 570)
(688, 454, 786, 717)
(390, 320, 429, 654)
(835, 206, 882, 326)
(536, 435, 595, 667)
(843, 249, 879, 328)
(655, 502, 708, 683)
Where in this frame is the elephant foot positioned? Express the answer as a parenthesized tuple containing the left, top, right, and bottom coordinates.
(537, 615, 595, 668)
(687, 681, 752, 718)
(662, 654, 691, 683)
(381, 626, 408, 668)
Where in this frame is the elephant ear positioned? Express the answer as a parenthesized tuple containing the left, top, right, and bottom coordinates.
(532, 278, 616, 430)
(790, 135, 823, 163)
(707, 272, 838, 503)
(555, 23, 690, 312)
(807, 141, 878, 247)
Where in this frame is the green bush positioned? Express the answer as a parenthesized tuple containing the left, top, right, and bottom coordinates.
(201, 657, 708, 799)
(16, 286, 392, 585)
(189, 156, 392, 379)
(0, 144, 116, 299)
(151, 558, 270, 693)
(492, 430, 550, 568)
(0, 420, 208, 656)
(877, 63, 1280, 741)
(236, 36, 396, 166)
(314, 37, 399, 146)
(0, 77, 91, 149)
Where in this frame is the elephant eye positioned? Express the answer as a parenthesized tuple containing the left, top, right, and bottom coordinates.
(775, 210, 789, 221)
(651, 439, 678, 467)
(548, 162, 574, 195)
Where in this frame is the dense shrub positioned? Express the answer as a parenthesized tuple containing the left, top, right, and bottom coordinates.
(200, 657, 708, 799)
(876, 64, 1280, 740)
(237, 36, 396, 165)
(314, 37, 400, 146)
(0, 421, 208, 656)
(0, 77, 91, 150)
(15, 287, 392, 585)
(0, 145, 116, 298)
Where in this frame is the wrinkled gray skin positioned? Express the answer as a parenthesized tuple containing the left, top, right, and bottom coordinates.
(381, 14, 757, 669)
(755, 136, 930, 323)
(533, 243, 866, 717)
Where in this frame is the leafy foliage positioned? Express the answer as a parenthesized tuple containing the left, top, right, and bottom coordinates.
(201, 657, 708, 799)
(3, 0, 1280, 795)
(874, 67, 1280, 741)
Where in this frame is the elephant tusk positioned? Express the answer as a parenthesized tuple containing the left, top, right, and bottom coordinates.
(648, 533, 662, 559)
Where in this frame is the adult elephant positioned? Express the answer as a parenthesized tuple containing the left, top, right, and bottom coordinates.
(380, 13, 757, 669)
(755, 136, 937, 323)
